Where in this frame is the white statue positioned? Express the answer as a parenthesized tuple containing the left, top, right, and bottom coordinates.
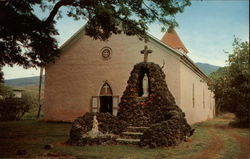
(85, 115, 103, 138)
(142, 73, 149, 97)
(92, 115, 99, 133)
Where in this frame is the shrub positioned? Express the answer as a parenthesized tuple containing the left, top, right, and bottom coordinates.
(0, 96, 32, 121)
(229, 118, 249, 128)
(0, 83, 13, 97)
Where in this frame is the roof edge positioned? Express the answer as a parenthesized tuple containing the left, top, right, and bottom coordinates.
(58, 25, 208, 80)
(181, 55, 208, 80)
(59, 25, 86, 50)
(147, 33, 208, 79)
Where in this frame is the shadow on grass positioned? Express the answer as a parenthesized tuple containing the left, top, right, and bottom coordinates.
(0, 120, 71, 157)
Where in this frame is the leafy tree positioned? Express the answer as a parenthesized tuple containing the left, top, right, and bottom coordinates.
(0, 67, 11, 98)
(209, 38, 249, 126)
(208, 67, 228, 114)
(0, 67, 3, 83)
(0, 84, 13, 98)
(0, 0, 191, 67)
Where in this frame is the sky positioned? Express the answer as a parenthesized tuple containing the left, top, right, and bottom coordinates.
(3, 0, 249, 80)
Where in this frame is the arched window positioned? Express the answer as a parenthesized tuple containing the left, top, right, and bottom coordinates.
(100, 83, 112, 96)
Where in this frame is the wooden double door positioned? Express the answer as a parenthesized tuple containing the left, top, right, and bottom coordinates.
(91, 96, 119, 116)
(99, 96, 113, 114)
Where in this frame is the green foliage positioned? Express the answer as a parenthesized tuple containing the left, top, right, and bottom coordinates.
(208, 38, 249, 124)
(21, 91, 39, 111)
(0, 97, 30, 121)
(14, 85, 43, 119)
(0, 67, 3, 83)
(0, 0, 191, 67)
(0, 85, 37, 121)
(0, 0, 59, 67)
(0, 84, 13, 97)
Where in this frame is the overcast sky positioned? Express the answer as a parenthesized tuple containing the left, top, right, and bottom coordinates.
(3, 0, 249, 80)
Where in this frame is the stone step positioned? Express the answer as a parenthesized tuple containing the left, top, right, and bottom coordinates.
(122, 132, 143, 135)
(127, 126, 150, 133)
(116, 138, 140, 143)
(127, 126, 150, 129)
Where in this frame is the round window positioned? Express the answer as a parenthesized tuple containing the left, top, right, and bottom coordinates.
(101, 47, 112, 60)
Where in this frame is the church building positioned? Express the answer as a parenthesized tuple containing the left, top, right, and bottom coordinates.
(43, 27, 215, 124)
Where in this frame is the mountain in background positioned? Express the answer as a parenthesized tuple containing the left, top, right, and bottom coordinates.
(195, 62, 221, 76)
(4, 76, 45, 87)
(4, 62, 220, 87)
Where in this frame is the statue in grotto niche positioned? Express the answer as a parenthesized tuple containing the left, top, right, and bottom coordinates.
(142, 73, 149, 97)
(116, 45, 194, 147)
(139, 45, 152, 97)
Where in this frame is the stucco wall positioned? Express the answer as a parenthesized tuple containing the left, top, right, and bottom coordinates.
(179, 62, 215, 124)
(43, 33, 181, 121)
(146, 40, 181, 106)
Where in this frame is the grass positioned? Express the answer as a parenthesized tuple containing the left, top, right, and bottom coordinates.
(236, 129, 249, 138)
(0, 119, 210, 159)
(0, 120, 70, 157)
(0, 115, 248, 159)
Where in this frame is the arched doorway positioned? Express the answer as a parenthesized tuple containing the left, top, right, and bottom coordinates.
(99, 83, 113, 114)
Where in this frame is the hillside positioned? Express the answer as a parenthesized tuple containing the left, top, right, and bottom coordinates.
(4, 76, 45, 87)
(195, 62, 220, 76)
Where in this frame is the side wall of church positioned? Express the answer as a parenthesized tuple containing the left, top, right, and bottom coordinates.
(146, 40, 182, 106)
(43, 34, 181, 121)
(179, 62, 215, 124)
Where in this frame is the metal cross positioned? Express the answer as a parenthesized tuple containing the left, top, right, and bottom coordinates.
(140, 45, 152, 62)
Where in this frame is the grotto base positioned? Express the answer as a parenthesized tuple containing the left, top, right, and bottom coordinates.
(67, 62, 194, 148)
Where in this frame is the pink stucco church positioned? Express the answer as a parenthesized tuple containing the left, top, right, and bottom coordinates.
(43, 27, 215, 124)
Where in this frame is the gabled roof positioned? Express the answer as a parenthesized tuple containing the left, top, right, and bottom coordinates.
(161, 29, 189, 54)
(59, 26, 207, 80)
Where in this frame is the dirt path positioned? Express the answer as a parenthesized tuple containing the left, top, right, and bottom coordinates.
(215, 121, 250, 159)
(189, 116, 249, 159)
(189, 127, 224, 159)
(225, 129, 250, 159)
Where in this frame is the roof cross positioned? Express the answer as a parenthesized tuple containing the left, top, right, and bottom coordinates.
(140, 45, 152, 62)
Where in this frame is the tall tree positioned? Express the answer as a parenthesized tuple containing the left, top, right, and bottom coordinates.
(0, 0, 191, 68)
(0, 67, 3, 83)
(209, 38, 249, 125)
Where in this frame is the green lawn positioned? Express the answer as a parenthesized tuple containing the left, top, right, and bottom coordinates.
(0, 116, 249, 159)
